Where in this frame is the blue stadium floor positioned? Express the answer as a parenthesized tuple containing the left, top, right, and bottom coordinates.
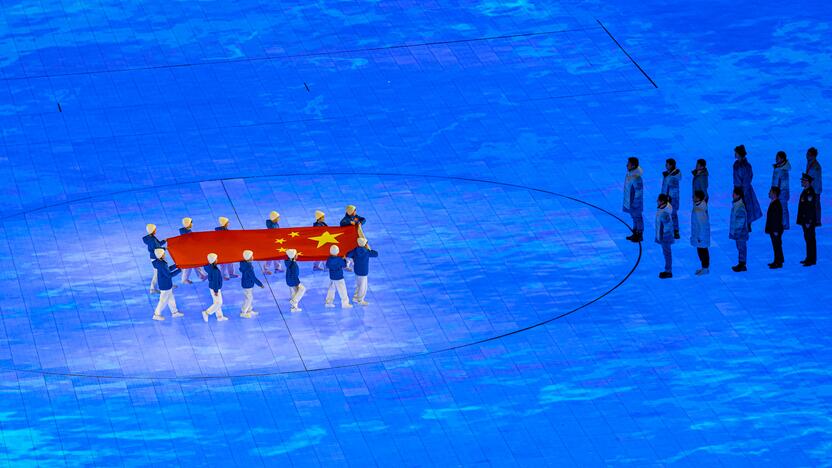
(1, 0, 831, 466)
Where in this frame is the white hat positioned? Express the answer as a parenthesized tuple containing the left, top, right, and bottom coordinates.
(286, 249, 297, 259)
(243, 250, 253, 260)
(154, 248, 165, 259)
(346, 205, 356, 214)
(357, 238, 367, 247)
(182, 217, 192, 228)
(314, 210, 325, 219)
(269, 211, 280, 221)
(146, 224, 156, 234)
(330, 245, 340, 255)
(218, 217, 229, 226)
(207, 253, 218, 263)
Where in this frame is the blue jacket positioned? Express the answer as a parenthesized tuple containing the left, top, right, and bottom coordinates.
(313, 221, 327, 227)
(729, 200, 749, 241)
(654, 204, 674, 244)
(205, 263, 223, 292)
(346, 247, 378, 276)
(152, 259, 181, 290)
(284, 259, 300, 286)
(771, 160, 791, 229)
(733, 158, 763, 223)
(142, 234, 166, 259)
(689, 201, 710, 248)
(266, 219, 279, 229)
(691, 168, 709, 201)
(340, 213, 366, 227)
(622, 167, 644, 214)
(325, 256, 346, 280)
(807, 159, 822, 194)
(239, 261, 264, 288)
(661, 168, 682, 207)
(179, 227, 192, 235)
(215, 225, 228, 231)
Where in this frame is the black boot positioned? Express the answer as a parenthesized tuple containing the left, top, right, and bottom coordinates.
(731, 262, 747, 272)
(674, 230, 680, 239)
(659, 271, 673, 279)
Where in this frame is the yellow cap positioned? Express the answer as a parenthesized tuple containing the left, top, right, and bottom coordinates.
(269, 211, 280, 221)
(218, 217, 229, 226)
(146, 224, 156, 234)
(346, 205, 356, 214)
(182, 217, 192, 228)
(314, 210, 325, 219)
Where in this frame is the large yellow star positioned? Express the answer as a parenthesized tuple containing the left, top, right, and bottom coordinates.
(289, 232, 300, 238)
(308, 231, 343, 248)
(274, 238, 286, 244)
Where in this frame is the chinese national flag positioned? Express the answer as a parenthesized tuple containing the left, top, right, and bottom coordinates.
(166, 225, 360, 268)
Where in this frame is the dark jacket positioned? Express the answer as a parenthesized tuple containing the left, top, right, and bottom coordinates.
(142, 234, 166, 259)
(325, 256, 346, 280)
(340, 213, 366, 227)
(797, 187, 819, 227)
(205, 263, 223, 292)
(284, 259, 300, 287)
(152, 259, 181, 290)
(346, 247, 379, 276)
(765, 199, 784, 235)
(239, 261, 264, 288)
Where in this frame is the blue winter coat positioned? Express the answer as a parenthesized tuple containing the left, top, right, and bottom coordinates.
(692, 168, 709, 201)
(340, 213, 366, 227)
(733, 158, 763, 223)
(654, 205, 674, 244)
(325, 256, 346, 280)
(807, 159, 822, 194)
(346, 247, 379, 276)
(729, 200, 749, 241)
(689, 201, 710, 248)
(205, 263, 223, 292)
(313, 221, 327, 227)
(622, 167, 644, 214)
(266, 219, 279, 229)
(661, 168, 682, 207)
(152, 259, 181, 290)
(215, 225, 228, 231)
(239, 261, 264, 288)
(284, 259, 300, 287)
(142, 234, 166, 259)
(771, 160, 791, 229)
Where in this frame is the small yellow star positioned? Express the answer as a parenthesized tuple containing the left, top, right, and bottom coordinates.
(274, 238, 286, 244)
(289, 232, 300, 238)
(296, 252, 303, 257)
(277, 247, 287, 252)
(308, 231, 343, 248)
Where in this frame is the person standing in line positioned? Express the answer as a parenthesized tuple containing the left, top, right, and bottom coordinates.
(692, 159, 709, 202)
(730, 187, 749, 272)
(765, 187, 785, 269)
(733, 145, 763, 231)
(797, 173, 819, 266)
(661, 158, 682, 239)
(151, 249, 184, 321)
(346, 238, 379, 305)
(312, 210, 327, 271)
(284, 249, 306, 312)
(655, 194, 674, 279)
(806, 147, 822, 226)
(340, 205, 367, 272)
(239, 250, 265, 318)
(771, 151, 791, 231)
(690, 190, 710, 275)
(623, 157, 645, 242)
(215, 217, 238, 280)
(179, 217, 207, 284)
(263, 211, 284, 275)
(324, 245, 353, 308)
(203, 253, 228, 322)
(142, 223, 166, 294)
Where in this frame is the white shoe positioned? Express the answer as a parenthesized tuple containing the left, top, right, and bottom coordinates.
(172, 312, 184, 318)
(290, 306, 302, 312)
(250, 310, 259, 316)
(240, 312, 252, 318)
(325, 303, 336, 308)
(217, 316, 229, 322)
(345, 267, 353, 272)
(152, 314, 164, 321)
(202, 311, 209, 322)
(358, 301, 369, 306)
(342, 303, 353, 309)
(149, 289, 161, 294)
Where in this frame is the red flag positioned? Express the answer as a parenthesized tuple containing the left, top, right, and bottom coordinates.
(166, 225, 360, 269)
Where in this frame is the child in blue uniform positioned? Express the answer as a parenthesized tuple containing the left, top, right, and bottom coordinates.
(239, 250, 265, 318)
(325, 245, 352, 308)
(215, 217, 238, 279)
(312, 210, 327, 271)
(179, 217, 207, 283)
(284, 249, 306, 312)
(151, 249, 183, 321)
(142, 223, 165, 293)
(263, 211, 284, 274)
(346, 238, 378, 305)
(340, 205, 367, 271)
(203, 253, 228, 322)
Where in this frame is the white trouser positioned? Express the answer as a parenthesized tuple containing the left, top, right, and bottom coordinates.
(325, 279, 350, 306)
(265, 260, 283, 272)
(313, 261, 325, 270)
(241, 288, 254, 313)
(182, 266, 206, 282)
(154, 289, 178, 316)
(345, 258, 354, 270)
(206, 290, 224, 317)
(149, 266, 158, 290)
(353, 275, 368, 301)
(289, 283, 307, 306)
(221, 263, 235, 276)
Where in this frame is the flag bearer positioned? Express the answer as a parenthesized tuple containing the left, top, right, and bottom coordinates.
(142, 223, 166, 293)
(151, 249, 184, 321)
(325, 245, 352, 308)
(264, 211, 284, 274)
(239, 250, 265, 318)
(346, 238, 378, 305)
(203, 253, 228, 322)
(285, 249, 306, 312)
(312, 210, 327, 271)
(179, 217, 207, 284)
(215, 217, 238, 279)
(340, 205, 367, 271)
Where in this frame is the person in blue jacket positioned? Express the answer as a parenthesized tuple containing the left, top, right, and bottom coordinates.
(346, 238, 379, 305)
(203, 253, 228, 322)
(797, 173, 819, 266)
(771, 151, 791, 230)
(179, 217, 207, 284)
(765, 187, 785, 269)
(730, 187, 750, 272)
(284, 249, 306, 312)
(215, 217, 238, 279)
(151, 249, 184, 321)
(692, 159, 709, 202)
(239, 250, 265, 318)
(733, 145, 763, 231)
(340, 205, 367, 272)
(325, 245, 352, 308)
(690, 190, 710, 276)
(655, 194, 674, 279)
(806, 147, 822, 226)
(143, 223, 166, 294)
(312, 210, 327, 271)
(661, 158, 682, 239)
(623, 157, 644, 242)
(263, 211, 284, 274)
